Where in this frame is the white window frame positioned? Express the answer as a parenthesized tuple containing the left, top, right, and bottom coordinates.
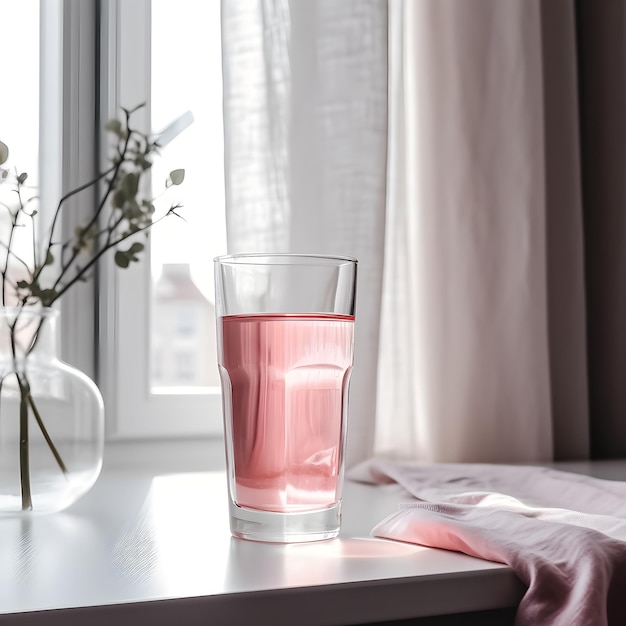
(97, 0, 223, 440)
(31, 0, 99, 382)
(57, 0, 100, 381)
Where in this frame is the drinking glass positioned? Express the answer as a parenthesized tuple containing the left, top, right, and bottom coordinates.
(214, 254, 357, 542)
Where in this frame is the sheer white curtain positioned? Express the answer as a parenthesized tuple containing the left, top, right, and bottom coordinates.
(376, 0, 555, 462)
(221, 0, 388, 465)
(221, 0, 588, 465)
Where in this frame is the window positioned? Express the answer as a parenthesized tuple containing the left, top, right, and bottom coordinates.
(0, 1, 41, 295)
(0, 2, 40, 186)
(99, 0, 225, 440)
(176, 307, 197, 338)
(2, 1, 226, 442)
(175, 352, 195, 382)
(0, 0, 95, 377)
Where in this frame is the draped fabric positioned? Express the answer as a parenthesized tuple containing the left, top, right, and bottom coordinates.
(377, 0, 555, 462)
(376, 0, 591, 463)
(221, 0, 626, 466)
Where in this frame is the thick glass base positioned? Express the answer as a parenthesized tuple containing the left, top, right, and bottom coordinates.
(229, 500, 342, 543)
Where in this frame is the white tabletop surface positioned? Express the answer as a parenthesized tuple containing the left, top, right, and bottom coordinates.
(5, 441, 621, 626)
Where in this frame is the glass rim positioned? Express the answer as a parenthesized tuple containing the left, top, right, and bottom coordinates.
(214, 253, 358, 266)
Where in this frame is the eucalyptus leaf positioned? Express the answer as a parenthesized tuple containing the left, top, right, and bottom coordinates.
(114, 251, 130, 268)
(112, 188, 126, 209)
(122, 172, 139, 197)
(168, 169, 185, 186)
(38, 289, 58, 307)
(137, 156, 152, 170)
(0, 140, 8, 165)
(141, 200, 156, 215)
(128, 242, 145, 254)
(105, 119, 123, 136)
(124, 199, 142, 220)
(17, 172, 28, 185)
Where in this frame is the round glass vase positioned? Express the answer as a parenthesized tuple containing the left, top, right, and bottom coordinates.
(0, 307, 104, 514)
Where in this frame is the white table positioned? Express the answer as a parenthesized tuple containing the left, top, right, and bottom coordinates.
(5, 442, 620, 625)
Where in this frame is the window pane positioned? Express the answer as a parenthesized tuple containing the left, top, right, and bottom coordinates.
(0, 1, 40, 297)
(150, 0, 225, 391)
(0, 1, 39, 179)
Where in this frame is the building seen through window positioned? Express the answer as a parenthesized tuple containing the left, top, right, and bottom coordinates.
(151, 263, 219, 389)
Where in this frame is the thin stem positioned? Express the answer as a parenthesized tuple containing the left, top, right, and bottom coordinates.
(6, 310, 69, 509)
(2, 211, 20, 306)
(55, 164, 116, 215)
(49, 207, 178, 305)
(42, 163, 117, 259)
(47, 131, 135, 292)
(34, 163, 116, 290)
(47, 109, 147, 290)
(103, 211, 128, 248)
(26, 389, 68, 475)
(0, 242, 33, 278)
(17, 373, 32, 511)
(2, 178, 31, 306)
(29, 208, 37, 270)
(24, 315, 45, 358)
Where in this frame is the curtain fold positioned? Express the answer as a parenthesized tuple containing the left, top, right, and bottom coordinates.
(377, 0, 557, 463)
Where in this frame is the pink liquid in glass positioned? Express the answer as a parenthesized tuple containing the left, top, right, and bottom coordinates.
(220, 314, 354, 513)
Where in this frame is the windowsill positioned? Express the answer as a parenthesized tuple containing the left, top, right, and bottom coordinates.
(2, 442, 624, 626)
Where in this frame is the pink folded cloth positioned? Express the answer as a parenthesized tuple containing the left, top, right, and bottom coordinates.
(348, 459, 626, 626)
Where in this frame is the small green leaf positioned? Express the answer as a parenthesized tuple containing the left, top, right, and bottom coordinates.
(122, 172, 139, 197)
(17, 172, 28, 185)
(141, 200, 156, 215)
(0, 140, 8, 165)
(112, 188, 126, 208)
(123, 206, 142, 226)
(105, 119, 123, 136)
(128, 242, 145, 255)
(168, 169, 185, 186)
(136, 156, 152, 170)
(114, 251, 130, 268)
(39, 289, 58, 307)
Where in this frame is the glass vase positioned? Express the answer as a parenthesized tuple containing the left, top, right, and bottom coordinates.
(0, 307, 104, 514)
